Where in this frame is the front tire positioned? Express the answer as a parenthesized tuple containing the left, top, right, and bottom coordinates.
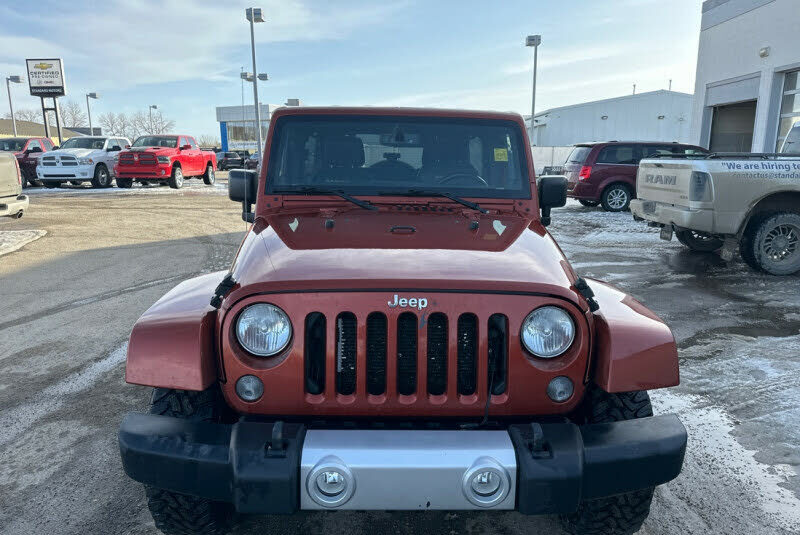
(560, 388, 655, 535)
(675, 229, 723, 252)
(168, 166, 184, 189)
(43, 181, 62, 188)
(600, 184, 632, 212)
(144, 389, 234, 535)
(91, 165, 112, 188)
(116, 177, 133, 188)
(203, 163, 215, 185)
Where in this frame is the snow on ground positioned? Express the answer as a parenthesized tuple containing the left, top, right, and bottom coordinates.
(24, 180, 228, 197)
(0, 230, 46, 257)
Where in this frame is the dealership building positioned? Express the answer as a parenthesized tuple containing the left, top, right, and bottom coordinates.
(216, 99, 302, 152)
(690, 0, 800, 152)
(526, 90, 694, 147)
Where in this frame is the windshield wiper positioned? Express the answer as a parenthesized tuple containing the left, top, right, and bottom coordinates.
(378, 189, 488, 214)
(276, 187, 378, 211)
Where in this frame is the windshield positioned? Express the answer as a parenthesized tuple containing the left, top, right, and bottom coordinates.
(566, 146, 592, 164)
(266, 115, 531, 198)
(0, 139, 26, 152)
(60, 137, 106, 150)
(132, 136, 177, 148)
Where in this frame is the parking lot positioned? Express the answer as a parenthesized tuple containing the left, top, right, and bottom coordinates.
(0, 182, 798, 535)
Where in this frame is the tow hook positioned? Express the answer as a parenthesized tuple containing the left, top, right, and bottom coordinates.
(575, 277, 600, 312)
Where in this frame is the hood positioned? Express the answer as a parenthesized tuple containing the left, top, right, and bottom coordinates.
(126, 146, 175, 155)
(49, 148, 99, 158)
(229, 211, 580, 303)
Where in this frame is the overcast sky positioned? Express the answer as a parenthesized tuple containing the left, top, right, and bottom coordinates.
(1, 0, 704, 139)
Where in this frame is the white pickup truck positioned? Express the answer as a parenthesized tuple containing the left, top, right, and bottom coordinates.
(36, 136, 130, 188)
(631, 123, 800, 275)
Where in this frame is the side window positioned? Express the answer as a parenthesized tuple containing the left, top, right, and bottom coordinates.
(641, 145, 673, 159)
(27, 140, 42, 151)
(42, 138, 54, 150)
(596, 145, 638, 164)
(178, 137, 187, 148)
(188, 137, 198, 150)
(676, 146, 708, 156)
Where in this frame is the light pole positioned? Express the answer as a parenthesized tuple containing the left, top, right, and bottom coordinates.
(241, 71, 269, 148)
(246, 7, 266, 155)
(86, 92, 99, 134)
(6, 75, 22, 136)
(149, 104, 158, 133)
(526, 35, 541, 143)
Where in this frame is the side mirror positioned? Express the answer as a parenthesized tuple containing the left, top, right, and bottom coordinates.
(125, 145, 131, 149)
(229, 169, 258, 223)
(52, 145, 59, 150)
(28, 146, 43, 154)
(537, 175, 567, 226)
(180, 144, 192, 151)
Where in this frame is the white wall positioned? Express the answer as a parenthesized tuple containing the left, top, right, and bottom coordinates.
(690, 0, 800, 151)
(530, 146, 573, 175)
(530, 91, 693, 146)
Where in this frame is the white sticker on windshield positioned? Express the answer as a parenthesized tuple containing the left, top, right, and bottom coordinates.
(289, 218, 299, 232)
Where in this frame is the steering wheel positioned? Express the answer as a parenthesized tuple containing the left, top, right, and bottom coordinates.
(437, 172, 488, 186)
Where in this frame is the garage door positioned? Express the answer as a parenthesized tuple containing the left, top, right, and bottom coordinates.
(709, 100, 757, 153)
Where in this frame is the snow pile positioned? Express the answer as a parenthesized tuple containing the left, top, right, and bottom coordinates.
(0, 229, 46, 257)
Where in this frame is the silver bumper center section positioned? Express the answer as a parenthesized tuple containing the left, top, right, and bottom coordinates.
(300, 430, 516, 510)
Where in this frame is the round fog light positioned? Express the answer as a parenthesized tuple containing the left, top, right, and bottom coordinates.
(471, 471, 501, 497)
(547, 376, 574, 403)
(235, 375, 263, 402)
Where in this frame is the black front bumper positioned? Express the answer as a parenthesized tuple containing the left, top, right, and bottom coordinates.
(119, 413, 686, 515)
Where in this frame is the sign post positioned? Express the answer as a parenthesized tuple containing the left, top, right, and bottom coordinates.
(26, 58, 66, 144)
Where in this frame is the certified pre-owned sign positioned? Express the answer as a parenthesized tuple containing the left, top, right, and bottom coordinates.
(26, 58, 66, 97)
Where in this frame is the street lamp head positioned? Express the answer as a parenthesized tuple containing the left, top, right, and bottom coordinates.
(526, 35, 542, 47)
(7, 75, 22, 84)
(246, 7, 265, 23)
(149, 104, 158, 110)
(257, 73, 269, 81)
(87, 92, 99, 99)
(240, 71, 254, 81)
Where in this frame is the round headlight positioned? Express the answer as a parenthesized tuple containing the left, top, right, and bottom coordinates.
(236, 303, 292, 356)
(521, 306, 575, 358)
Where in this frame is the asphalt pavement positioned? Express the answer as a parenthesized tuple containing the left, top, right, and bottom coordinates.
(0, 184, 797, 535)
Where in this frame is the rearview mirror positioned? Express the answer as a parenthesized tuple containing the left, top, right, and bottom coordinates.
(229, 169, 258, 223)
(537, 175, 567, 226)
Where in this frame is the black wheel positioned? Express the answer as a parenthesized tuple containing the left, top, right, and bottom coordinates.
(144, 388, 235, 535)
(69, 180, 82, 186)
(168, 166, 184, 189)
(675, 229, 723, 252)
(22, 169, 42, 188)
(600, 184, 632, 212)
(560, 388, 655, 535)
(91, 165, 112, 188)
(203, 163, 216, 185)
(116, 177, 133, 188)
(579, 199, 599, 207)
(745, 212, 800, 275)
(43, 181, 62, 188)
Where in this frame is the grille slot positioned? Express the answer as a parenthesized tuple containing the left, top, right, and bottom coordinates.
(304, 313, 326, 395)
(487, 314, 508, 395)
(335, 313, 357, 395)
(457, 313, 478, 395)
(426, 313, 448, 396)
(396, 312, 418, 395)
(366, 313, 387, 395)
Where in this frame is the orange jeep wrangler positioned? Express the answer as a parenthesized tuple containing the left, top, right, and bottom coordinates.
(119, 107, 686, 535)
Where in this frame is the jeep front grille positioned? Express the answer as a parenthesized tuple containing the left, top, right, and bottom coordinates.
(303, 310, 507, 399)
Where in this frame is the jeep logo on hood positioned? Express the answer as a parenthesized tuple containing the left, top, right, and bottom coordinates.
(645, 173, 677, 185)
(387, 294, 428, 310)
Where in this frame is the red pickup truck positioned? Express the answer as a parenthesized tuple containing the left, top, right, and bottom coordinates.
(114, 135, 216, 189)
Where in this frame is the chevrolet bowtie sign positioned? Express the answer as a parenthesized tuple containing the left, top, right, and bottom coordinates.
(26, 58, 66, 97)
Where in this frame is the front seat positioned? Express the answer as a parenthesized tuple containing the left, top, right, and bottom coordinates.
(418, 137, 478, 184)
(316, 135, 365, 186)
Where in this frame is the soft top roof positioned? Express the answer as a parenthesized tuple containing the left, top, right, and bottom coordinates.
(270, 106, 525, 124)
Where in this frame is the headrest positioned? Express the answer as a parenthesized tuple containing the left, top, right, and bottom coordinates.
(323, 135, 365, 168)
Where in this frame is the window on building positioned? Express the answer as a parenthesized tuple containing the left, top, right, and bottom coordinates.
(777, 70, 800, 152)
